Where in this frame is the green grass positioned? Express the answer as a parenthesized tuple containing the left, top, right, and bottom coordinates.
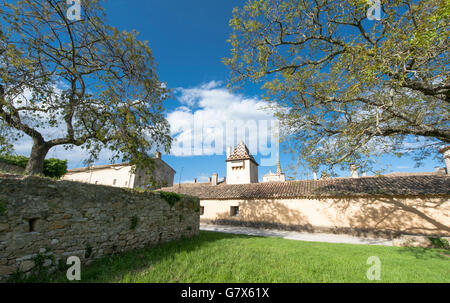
(24, 231, 450, 283)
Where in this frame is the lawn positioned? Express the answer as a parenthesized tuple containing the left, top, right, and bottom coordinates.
(23, 231, 450, 283)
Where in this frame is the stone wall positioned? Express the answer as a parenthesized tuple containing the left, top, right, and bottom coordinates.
(0, 175, 200, 281)
(0, 162, 25, 175)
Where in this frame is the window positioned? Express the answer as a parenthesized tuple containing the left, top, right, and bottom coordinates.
(200, 206, 204, 216)
(113, 179, 117, 185)
(230, 206, 239, 217)
(231, 160, 244, 170)
(28, 218, 39, 232)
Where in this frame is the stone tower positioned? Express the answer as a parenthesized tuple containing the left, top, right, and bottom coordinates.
(439, 146, 450, 174)
(226, 141, 259, 184)
(262, 153, 286, 182)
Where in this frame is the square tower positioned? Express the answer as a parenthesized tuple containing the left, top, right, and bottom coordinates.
(226, 141, 259, 184)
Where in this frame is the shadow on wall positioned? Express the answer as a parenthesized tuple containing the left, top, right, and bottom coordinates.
(207, 196, 449, 238)
(212, 200, 314, 233)
(329, 195, 450, 237)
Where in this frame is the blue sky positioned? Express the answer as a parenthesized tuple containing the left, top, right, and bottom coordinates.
(13, 0, 445, 183)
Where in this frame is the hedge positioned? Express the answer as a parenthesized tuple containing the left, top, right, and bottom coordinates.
(0, 154, 67, 178)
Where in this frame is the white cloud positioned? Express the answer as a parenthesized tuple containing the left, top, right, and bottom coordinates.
(177, 81, 223, 107)
(168, 81, 279, 161)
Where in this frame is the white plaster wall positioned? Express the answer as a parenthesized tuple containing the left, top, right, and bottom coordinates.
(263, 173, 286, 182)
(63, 166, 135, 188)
(63, 159, 175, 190)
(226, 159, 258, 184)
(199, 196, 450, 235)
(250, 160, 258, 183)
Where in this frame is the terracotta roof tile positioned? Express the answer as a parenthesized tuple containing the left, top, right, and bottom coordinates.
(67, 162, 131, 173)
(226, 141, 258, 165)
(160, 175, 450, 199)
(384, 171, 446, 177)
(66, 158, 175, 173)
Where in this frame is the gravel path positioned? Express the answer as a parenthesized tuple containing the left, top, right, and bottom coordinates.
(200, 224, 393, 246)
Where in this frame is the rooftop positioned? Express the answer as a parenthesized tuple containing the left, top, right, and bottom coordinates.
(66, 162, 132, 173)
(383, 171, 446, 177)
(226, 141, 258, 165)
(66, 157, 175, 174)
(160, 175, 450, 200)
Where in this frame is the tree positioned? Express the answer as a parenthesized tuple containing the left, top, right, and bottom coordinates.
(224, 0, 449, 173)
(0, 0, 172, 175)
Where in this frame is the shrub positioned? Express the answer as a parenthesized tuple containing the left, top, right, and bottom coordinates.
(0, 154, 29, 167)
(33, 253, 46, 271)
(0, 200, 6, 216)
(159, 191, 181, 207)
(85, 244, 93, 258)
(134, 186, 146, 193)
(130, 216, 138, 230)
(8, 252, 55, 282)
(0, 154, 67, 178)
(428, 237, 450, 250)
(43, 158, 68, 179)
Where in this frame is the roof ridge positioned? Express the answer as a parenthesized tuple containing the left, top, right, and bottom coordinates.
(226, 141, 258, 164)
(159, 175, 450, 199)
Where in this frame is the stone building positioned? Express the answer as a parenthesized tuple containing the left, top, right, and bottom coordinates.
(440, 146, 450, 174)
(262, 154, 286, 182)
(160, 142, 450, 236)
(63, 152, 175, 189)
(226, 141, 259, 184)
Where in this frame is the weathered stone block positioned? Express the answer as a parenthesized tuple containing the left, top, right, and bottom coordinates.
(49, 221, 66, 230)
(0, 223, 9, 232)
(19, 260, 35, 272)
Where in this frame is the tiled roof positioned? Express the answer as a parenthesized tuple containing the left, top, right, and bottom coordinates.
(67, 163, 131, 173)
(66, 158, 175, 173)
(160, 175, 450, 199)
(383, 171, 446, 177)
(226, 141, 258, 165)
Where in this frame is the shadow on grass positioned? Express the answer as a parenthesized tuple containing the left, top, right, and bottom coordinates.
(397, 246, 450, 261)
(21, 231, 257, 283)
(15, 230, 449, 283)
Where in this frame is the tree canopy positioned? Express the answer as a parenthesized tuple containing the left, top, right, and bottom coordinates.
(224, 0, 449, 173)
(0, 0, 171, 174)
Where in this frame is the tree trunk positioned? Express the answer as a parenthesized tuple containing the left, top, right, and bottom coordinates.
(25, 140, 50, 175)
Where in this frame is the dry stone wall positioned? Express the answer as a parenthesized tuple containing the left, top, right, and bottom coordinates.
(0, 162, 25, 175)
(0, 175, 200, 281)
